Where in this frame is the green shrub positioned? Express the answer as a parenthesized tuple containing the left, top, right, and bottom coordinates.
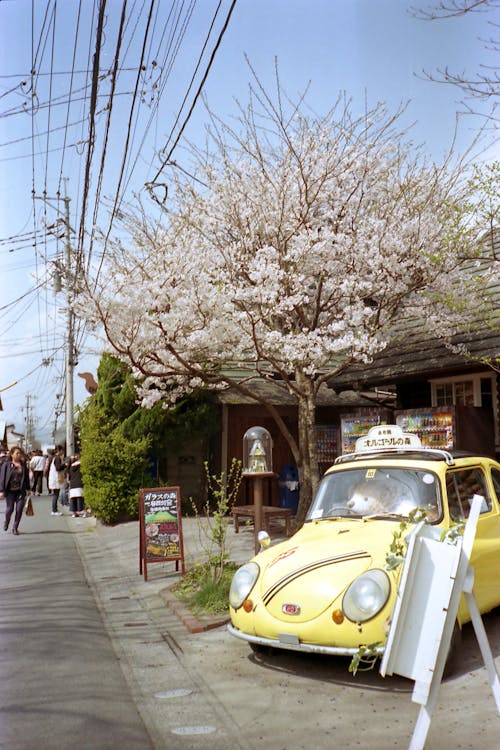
(77, 354, 152, 524)
(77, 352, 219, 525)
(80, 417, 151, 524)
(173, 561, 240, 614)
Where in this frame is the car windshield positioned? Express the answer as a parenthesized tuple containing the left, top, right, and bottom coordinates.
(306, 466, 442, 522)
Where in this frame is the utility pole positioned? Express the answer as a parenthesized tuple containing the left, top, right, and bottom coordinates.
(24, 393, 34, 452)
(63, 190, 75, 457)
(35, 187, 76, 456)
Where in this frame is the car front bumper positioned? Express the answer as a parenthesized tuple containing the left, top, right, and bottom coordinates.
(227, 623, 385, 657)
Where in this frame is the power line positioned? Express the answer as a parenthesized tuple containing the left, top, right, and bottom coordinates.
(149, 0, 238, 188)
(1, 0, 240, 443)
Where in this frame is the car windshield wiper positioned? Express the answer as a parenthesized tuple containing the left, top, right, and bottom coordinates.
(361, 513, 410, 522)
(307, 510, 362, 522)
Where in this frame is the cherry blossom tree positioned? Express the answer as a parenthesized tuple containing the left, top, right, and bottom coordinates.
(82, 80, 486, 523)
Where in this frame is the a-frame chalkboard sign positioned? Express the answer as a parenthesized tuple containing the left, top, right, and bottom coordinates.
(139, 486, 185, 581)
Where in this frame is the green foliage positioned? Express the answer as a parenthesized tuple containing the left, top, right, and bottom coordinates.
(440, 523, 465, 544)
(120, 389, 219, 452)
(78, 383, 152, 523)
(385, 507, 429, 572)
(77, 352, 219, 524)
(80, 429, 151, 524)
(190, 458, 243, 584)
(171, 459, 243, 615)
(173, 561, 240, 615)
(94, 354, 133, 419)
(349, 507, 435, 677)
(348, 508, 471, 678)
(348, 642, 383, 676)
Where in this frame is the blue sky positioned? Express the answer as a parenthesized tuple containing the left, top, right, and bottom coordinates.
(0, 0, 498, 445)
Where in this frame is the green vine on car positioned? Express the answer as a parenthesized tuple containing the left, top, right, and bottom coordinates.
(440, 524, 465, 544)
(349, 507, 466, 677)
(349, 507, 431, 677)
(348, 642, 383, 676)
(385, 507, 430, 572)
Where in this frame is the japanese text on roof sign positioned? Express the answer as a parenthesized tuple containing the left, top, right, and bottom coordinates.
(364, 437, 414, 448)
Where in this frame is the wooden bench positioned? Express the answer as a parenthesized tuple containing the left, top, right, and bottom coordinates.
(231, 504, 292, 535)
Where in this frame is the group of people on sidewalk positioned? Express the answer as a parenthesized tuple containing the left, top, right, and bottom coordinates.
(0, 444, 88, 535)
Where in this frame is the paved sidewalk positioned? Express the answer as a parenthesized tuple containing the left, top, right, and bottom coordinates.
(16, 498, 499, 749)
(77, 508, 272, 632)
(68, 506, 261, 750)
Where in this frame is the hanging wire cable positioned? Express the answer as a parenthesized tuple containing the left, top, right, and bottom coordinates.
(120, 0, 198, 198)
(149, 0, 238, 189)
(84, 0, 128, 278)
(1, 0, 241, 443)
(91, 0, 157, 280)
(76, 0, 107, 273)
(57, 0, 83, 195)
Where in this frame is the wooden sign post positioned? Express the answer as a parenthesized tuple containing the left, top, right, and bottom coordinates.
(139, 486, 185, 581)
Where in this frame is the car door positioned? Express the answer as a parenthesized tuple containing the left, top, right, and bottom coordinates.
(445, 464, 500, 616)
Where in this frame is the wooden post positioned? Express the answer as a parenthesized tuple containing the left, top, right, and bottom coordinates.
(253, 474, 264, 554)
(240, 472, 276, 554)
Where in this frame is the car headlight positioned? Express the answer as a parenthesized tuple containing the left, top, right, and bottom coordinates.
(342, 569, 390, 623)
(229, 562, 260, 610)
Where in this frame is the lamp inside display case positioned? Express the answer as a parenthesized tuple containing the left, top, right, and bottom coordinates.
(242, 426, 273, 474)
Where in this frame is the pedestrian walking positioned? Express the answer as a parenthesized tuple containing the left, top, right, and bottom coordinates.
(0, 446, 31, 535)
(68, 454, 85, 517)
(48, 445, 67, 516)
(43, 448, 54, 493)
(30, 449, 45, 495)
(0, 447, 8, 467)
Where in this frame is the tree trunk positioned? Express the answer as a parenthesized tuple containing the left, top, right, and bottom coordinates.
(294, 374, 320, 526)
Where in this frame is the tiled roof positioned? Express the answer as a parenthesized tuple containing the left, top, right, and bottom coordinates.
(217, 378, 378, 407)
(331, 236, 500, 390)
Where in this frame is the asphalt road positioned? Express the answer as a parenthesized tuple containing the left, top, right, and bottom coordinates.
(0, 498, 154, 750)
(2, 494, 500, 750)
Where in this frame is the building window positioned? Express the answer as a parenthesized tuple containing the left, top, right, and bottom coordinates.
(431, 373, 494, 408)
(435, 379, 474, 406)
(430, 372, 498, 446)
(454, 380, 475, 405)
(434, 382, 453, 406)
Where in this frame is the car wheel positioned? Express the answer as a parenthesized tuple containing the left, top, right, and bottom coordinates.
(249, 642, 274, 656)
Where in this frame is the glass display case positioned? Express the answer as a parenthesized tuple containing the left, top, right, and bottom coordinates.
(242, 425, 273, 474)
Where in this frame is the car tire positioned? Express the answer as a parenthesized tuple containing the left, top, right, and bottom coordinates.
(249, 642, 273, 656)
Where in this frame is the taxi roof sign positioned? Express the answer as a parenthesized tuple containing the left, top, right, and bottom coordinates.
(355, 424, 422, 453)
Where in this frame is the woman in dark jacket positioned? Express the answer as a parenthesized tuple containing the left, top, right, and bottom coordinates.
(0, 446, 31, 535)
(68, 454, 85, 517)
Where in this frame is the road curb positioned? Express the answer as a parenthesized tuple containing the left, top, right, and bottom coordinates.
(159, 586, 230, 633)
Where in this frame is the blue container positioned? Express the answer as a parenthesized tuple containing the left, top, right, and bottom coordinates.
(278, 464, 299, 515)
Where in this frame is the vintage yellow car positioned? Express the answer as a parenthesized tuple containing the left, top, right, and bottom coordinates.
(228, 425, 500, 660)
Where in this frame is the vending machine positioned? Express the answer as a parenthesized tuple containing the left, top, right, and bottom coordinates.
(315, 425, 339, 474)
(395, 405, 495, 456)
(340, 409, 393, 454)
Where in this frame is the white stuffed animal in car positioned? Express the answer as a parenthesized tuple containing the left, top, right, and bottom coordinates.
(347, 479, 415, 516)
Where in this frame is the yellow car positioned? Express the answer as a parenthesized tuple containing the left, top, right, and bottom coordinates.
(228, 425, 500, 659)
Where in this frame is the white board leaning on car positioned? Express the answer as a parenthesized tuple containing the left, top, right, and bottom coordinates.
(380, 495, 500, 750)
